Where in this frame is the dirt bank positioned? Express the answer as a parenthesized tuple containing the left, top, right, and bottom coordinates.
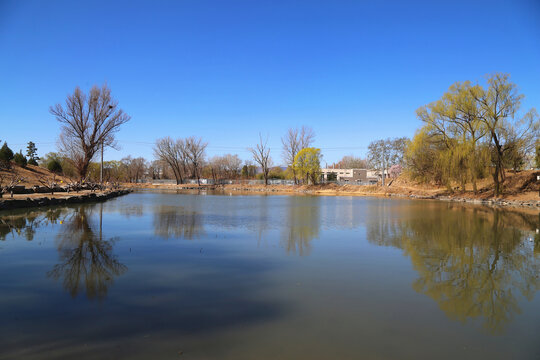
(0, 189, 132, 211)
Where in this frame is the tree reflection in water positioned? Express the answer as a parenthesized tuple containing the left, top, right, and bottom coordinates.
(47, 204, 127, 300)
(367, 203, 540, 334)
(281, 196, 320, 255)
(0, 208, 68, 242)
(153, 205, 204, 240)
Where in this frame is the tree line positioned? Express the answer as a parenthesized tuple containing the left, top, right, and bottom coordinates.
(3, 75, 538, 194)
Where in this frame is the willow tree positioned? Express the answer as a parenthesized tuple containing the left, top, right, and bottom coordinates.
(442, 82, 489, 192)
(415, 80, 491, 192)
(50, 84, 130, 181)
(405, 128, 442, 184)
(471, 74, 539, 196)
(293, 147, 322, 184)
(281, 126, 315, 184)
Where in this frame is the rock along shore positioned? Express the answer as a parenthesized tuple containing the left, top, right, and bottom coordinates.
(0, 189, 132, 211)
(211, 184, 540, 210)
(386, 193, 540, 209)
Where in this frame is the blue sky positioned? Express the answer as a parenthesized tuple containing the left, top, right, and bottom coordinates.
(1, 0, 539, 165)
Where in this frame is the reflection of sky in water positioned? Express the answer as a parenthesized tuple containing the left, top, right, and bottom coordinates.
(0, 191, 539, 360)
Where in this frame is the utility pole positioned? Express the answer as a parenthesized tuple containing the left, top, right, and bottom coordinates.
(100, 104, 113, 186)
(100, 141, 104, 185)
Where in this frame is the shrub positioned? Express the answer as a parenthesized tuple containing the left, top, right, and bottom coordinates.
(13, 151, 27, 167)
(0, 142, 14, 169)
(47, 158, 63, 174)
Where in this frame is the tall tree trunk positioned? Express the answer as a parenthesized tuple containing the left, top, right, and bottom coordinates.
(493, 163, 501, 197)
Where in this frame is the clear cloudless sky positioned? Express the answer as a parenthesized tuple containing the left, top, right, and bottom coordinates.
(1, 0, 539, 165)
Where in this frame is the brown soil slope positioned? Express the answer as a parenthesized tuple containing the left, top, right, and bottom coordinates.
(0, 164, 71, 187)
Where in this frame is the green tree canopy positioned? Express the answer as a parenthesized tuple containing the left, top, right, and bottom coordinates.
(26, 141, 39, 165)
(293, 147, 322, 184)
(47, 158, 63, 174)
(13, 151, 27, 167)
(0, 142, 14, 169)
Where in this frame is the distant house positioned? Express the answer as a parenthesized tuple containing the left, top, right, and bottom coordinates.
(321, 168, 378, 184)
(366, 169, 390, 181)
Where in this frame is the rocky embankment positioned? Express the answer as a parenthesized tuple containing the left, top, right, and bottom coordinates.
(387, 193, 540, 209)
(218, 184, 540, 209)
(0, 189, 131, 211)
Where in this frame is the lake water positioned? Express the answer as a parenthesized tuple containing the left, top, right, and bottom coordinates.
(1, 191, 539, 360)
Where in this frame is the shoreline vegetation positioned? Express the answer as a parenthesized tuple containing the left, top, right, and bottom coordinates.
(125, 170, 540, 210)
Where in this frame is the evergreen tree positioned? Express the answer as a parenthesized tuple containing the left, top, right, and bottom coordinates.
(47, 158, 63, 174)
(26, 141, 39, 165)
(14, 151, 27, 167)
(0, 142, 14, 169)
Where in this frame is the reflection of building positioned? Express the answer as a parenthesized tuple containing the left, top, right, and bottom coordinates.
(321, 168, 378, 184)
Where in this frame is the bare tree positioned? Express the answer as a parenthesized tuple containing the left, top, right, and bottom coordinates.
(154, 137, 186, 185)
(185, 137, 207, 185)
(250, 134, 273, 185)
(368, 137, 409, 186)
(223, 154, 242, 178)
(208, 155, 227, 183)
(0, 174, 25, 198)
(337, 155, 368, 169)
(122, 156, 147, 183)
(38, 175, 57, 195)
(50, 84, 130, 181)
(281, 126, 315, 184)
(367, 139, 392, 186)
(299, 126, 315, 149)
(147, 160, 164, 180)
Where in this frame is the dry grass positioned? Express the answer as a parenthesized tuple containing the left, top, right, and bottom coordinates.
(0, 164, 72, 187)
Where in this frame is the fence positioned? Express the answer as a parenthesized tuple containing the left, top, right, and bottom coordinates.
(323, 180, 378, 186)
(138, 178, 376, 186)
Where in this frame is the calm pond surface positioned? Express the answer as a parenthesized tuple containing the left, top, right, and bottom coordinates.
(0, 191, 539, 360)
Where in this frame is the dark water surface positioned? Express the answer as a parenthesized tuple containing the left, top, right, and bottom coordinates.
(1, 191, 539, 360)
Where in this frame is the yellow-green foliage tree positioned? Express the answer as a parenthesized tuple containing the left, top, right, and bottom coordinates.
(405, 128, 445, 185)
(471, 74, 539, 196)
(415, 81, 489, 192)
(293, 148, 322, 184)
(406, 74, 538, 195)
